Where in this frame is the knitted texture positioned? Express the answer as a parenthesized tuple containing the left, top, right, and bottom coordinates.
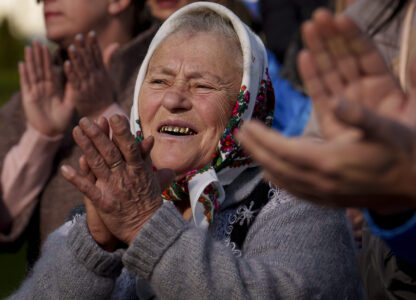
(67, 216, 124, 278)
(7, 170, 365, 299)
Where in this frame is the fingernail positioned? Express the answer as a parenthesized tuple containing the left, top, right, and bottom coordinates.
(68, 44, 76, 52)
(61, 165, 69, 174)
(64, 60, 71, 67)
(75, 33, 83, 41)
(110, 114, 121, 124)
(73, 126, 84, 137)
(61, 165, 73, 176)
(89, 31, 96, 37)
(80, 117, 91, 128)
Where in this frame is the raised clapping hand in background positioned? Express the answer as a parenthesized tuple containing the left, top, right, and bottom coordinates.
(235, 9, 416, 213)
(19, 41, 74, 137)
(61, 115, 175, 248)
(66, 32, 118, 118)
(18, 31, 118, 137)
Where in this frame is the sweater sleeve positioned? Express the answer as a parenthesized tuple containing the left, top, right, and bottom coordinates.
(7, 215, 123, 300)
(1, 125, 63, 220)
(123, 193, 364, 299)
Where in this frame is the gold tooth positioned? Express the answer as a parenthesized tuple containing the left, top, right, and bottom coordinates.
(184, 128, 189, 134)
(180, 128, 185, 133)
(167, 126, 172, 132)
(174, 127, 179, 133)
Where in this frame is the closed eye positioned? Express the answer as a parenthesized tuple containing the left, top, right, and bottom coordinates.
(151, 79, 165, 84)
(196, 84, 214, 89)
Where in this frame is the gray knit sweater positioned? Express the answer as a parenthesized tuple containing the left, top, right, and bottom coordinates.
(8, 168, 364, 299)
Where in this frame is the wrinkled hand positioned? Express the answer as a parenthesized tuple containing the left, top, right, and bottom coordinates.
(235, 8, 416, 213)
(78, 118, 119, 251)
(62, 115, 175, 245)
(236, 102, 416, 212)
(65, 31, 118, 118)
(298, 9, 411, 139)
(19, 41, 74, 136)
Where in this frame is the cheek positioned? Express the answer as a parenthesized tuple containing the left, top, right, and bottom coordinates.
(64, 2, 106, 30)
(198, 95, 235, 131)
(138, 90, 163, 136)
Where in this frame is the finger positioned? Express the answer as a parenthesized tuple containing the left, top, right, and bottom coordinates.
(61, 164, 102, 204)
(306, 10, 345, 94)
(68, 44, 88, 80)
(335, 14, 389, 75)
(24, 46, 38, 85)
(63, 60, 81, 90)
(297, 50, 331, 103)
(18, 62, 30, 94)
(87, 31, 105, 69)
(236, 121, 341, 178)
(73, 125, 112, 180)
(41, 45, 53, 82)
(79, 155, 96, 183)
(96, 116, 110, 137)
(74, 33, 95, 72)
(78, 117, 124, 169)
(335, 100, 416, 152)
(316, 12, 360, 82)
(109, 114, 148, 164)
(32, 41, 44, 81)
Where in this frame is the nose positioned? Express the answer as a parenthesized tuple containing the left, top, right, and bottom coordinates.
(161, 86, 192, 113)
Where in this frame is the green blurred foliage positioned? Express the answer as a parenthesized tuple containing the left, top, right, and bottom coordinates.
(0, 19, 25, 106)
(0, 19, 27, 298)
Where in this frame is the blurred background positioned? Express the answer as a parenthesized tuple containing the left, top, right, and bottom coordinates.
(0, 0, 45, 105)
(0, 0, 45, 297)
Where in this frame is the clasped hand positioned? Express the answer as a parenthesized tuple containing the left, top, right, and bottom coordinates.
(62, 115, 174, 247)
(19, 32, 117, 137)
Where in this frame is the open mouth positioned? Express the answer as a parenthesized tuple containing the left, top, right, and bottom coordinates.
(159, 125, 197, 136)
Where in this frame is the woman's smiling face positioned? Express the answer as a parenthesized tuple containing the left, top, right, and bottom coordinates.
(138, 31, 243, 179)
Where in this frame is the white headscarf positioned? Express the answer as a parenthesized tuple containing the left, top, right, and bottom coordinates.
(130, 2, 274, 228)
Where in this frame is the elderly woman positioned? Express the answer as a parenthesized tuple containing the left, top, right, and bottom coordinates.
(8, 3, 363, 299)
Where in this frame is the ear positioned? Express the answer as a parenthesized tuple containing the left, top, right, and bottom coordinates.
(108, 0, 132, 15)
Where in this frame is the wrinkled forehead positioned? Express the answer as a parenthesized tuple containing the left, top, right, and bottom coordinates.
(147, 30, 243, 74)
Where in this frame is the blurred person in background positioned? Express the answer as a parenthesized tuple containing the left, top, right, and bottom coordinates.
(259, 0, 329, 64)
(146, 0, 253, 24)
(0, 0, 157, 267)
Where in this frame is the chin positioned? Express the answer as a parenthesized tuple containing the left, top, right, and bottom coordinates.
(46, 29, 74, 48)
(152, 153, 195, 179)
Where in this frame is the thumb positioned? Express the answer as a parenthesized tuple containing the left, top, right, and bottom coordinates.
(102, 43, 119, 70)
(156, 168, 176, 191)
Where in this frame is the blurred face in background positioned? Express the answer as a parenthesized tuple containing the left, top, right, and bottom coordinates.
(40, 0, 112, 47)
(146, 0, 196, 21)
